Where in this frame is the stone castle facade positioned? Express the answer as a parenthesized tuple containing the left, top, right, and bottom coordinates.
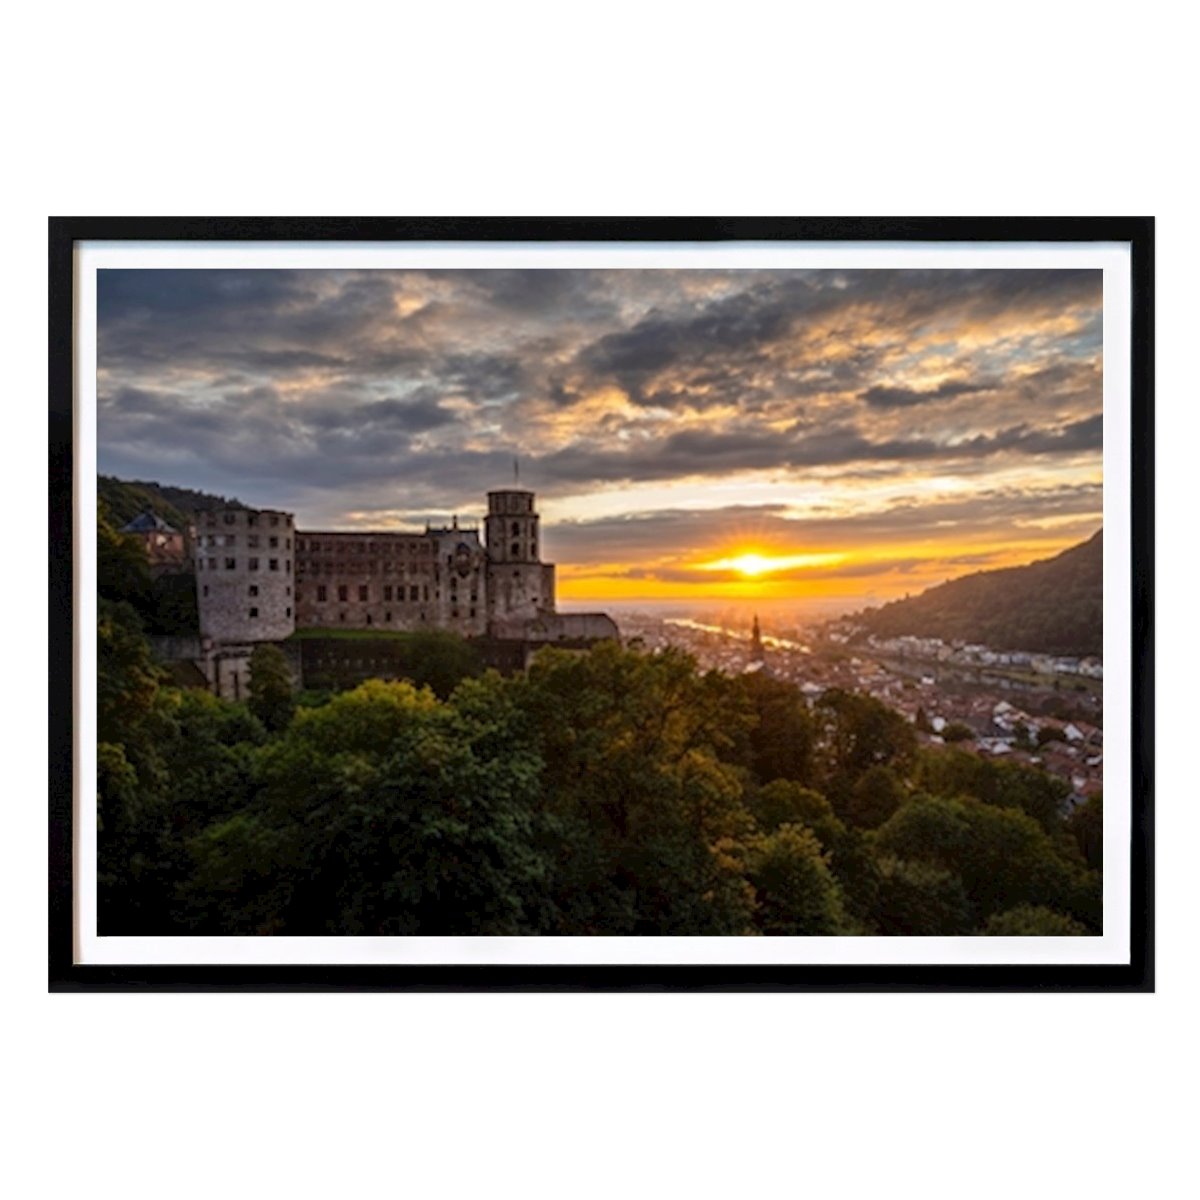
(189, 487, 617, 698)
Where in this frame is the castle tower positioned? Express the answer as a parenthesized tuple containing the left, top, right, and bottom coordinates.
(485, 488, 540, 565)
(195, 506, 296, 644)
(485, 488, 556, 631)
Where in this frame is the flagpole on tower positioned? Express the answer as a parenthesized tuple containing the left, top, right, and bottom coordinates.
(514, 456, 520, 485)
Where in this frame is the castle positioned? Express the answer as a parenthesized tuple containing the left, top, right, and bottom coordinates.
(187, 486, 618, 698)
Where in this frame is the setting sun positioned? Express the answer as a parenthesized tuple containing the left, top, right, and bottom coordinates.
(699, 550, 849, 578)
(727, 553, 772, 577)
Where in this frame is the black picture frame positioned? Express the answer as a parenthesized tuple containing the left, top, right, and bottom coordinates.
(50, 216, 1154, 992)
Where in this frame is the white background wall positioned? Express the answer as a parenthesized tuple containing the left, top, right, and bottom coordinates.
(3, 5, 1192, 1199)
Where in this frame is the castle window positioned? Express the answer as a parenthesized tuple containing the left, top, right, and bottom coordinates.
(409, 586, 419, 602)
(511, 522, 519, 536)
(385, 611, 392, 622)
(202, 585, 209, 597)
(470, 607, 476, 618)
(286, 538, 291, 550)
(286, 607, 291, 618)
(225, 535, 236, 547)
(249, 607, 259, 618)
(286, 586, 291, 596)
(224, 514, 235, 525)
(423, 586, 429, 601)
(269, 515, 279, 527)
(384, 586, 393, 601)
(511, 543, 519, 557)
(286, 561, 291, 574)
(269, 536, 278, 549)
(248, 585, 259, 597)
(338, 585, 348, 602)
(317, 585, 328, 602)
(340, 612, 346, 622)
(206, 514, 215, 527)
(269, 559, 279, 571)
(247, 514, 257, 527)
(358, 585, 368, 601)
(225, 558, 236, 570)
(366, 613, 373, 625)
(248, 535, 260, 548)
(452, 608, 459, 618)
(208, 557, 217, 571)
(248, 558, 259, 571)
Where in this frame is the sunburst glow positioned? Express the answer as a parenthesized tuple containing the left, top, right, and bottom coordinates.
(700, 551, 848, 577)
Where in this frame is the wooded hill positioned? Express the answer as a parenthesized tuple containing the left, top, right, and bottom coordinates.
(856, 530, 1103, 657)
(98, 475, 247, 529)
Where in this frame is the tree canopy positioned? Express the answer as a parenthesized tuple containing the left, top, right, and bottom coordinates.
(96, 545, 1103, 938)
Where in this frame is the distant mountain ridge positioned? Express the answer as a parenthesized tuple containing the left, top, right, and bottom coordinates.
(98, 476, 247, 530)
(855, 530, 1103, 657)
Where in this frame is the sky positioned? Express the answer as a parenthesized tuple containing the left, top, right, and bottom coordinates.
(97, 267, 1103, 617)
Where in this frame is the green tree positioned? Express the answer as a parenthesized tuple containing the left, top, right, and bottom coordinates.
(184, 678, 551, 935)
(247, 644, 296, 731)
(917, 748, 1069, 833)
(96, 598, 179, 931)
(840, 764, 906, 829)
(748, 780, 839, 838)
(1068, 793, 1103, 871)
(815, 688, 917, 782)
(871, 856, 973, 935)
(742, 824, 847, 935)
(97, 507, 152, 610)
(521, 643, 755, 934)
(873, 793, 1100, 929)
(981, 906, 1090, 936)
(729, 672, 816, 786)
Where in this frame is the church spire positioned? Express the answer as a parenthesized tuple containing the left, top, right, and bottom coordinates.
(751, 614, 764, 663)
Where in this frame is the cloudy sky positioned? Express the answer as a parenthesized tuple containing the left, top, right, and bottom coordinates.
(97, 267, 1102, 614)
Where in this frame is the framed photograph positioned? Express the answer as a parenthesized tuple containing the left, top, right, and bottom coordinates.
(49, 217, 1153, 991)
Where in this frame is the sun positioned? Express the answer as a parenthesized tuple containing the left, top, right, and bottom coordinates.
(726, 553, 773, 577)
(697, 549, 851, 579)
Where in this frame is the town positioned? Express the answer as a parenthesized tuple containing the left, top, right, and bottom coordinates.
(615, 612, 1103, 808)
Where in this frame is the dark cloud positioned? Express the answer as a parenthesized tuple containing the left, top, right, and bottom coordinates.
(860, 379, 994, 409)
(97, 267, 1104, 538)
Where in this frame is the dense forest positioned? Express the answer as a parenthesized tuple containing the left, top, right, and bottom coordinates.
(98, 516, 1102, 937)
(856, 530, 1103, 656)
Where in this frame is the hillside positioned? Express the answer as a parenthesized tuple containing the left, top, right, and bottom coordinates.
(98, 476, 247, 529)
(856, 530, 1103, 657)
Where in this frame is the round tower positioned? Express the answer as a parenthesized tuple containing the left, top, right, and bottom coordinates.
(195, 507, 296, 643)
(485, 489, 540, 564)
